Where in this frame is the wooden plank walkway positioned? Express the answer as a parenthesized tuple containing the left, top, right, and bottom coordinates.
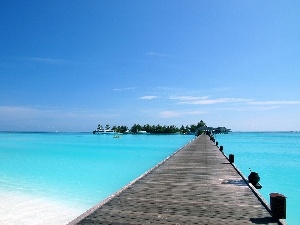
(69, 135, 284, 225)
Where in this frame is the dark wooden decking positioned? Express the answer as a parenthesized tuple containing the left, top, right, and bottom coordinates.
(69, 135, 284, 225)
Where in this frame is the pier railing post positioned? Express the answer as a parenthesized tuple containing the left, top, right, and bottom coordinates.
(229, 154, 234, 163)
(269, 193, 286, 219)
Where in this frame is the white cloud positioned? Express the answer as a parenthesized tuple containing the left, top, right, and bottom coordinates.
(190, 98, 251, 105)
(211, 87, 231, 92)
(0, 105, 121, 131)
(159, 111, 180, 118)
(159, 110, 205, 118)
(25, 57, 69, 65)
(146, 52, 174, 58)
(170, 95, 209, 101)
(140, 96, 158, 100)
(248, 101, 300, 105)
(113, 87, 136, 91)
(170, 96, 252, 105)
(252, 106, 282, 111)
(0, 106, 41, 116)
(170, 95, 300, 109)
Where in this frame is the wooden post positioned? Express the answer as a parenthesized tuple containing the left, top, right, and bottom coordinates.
(270, 193, 286, 219)
(229, 154, 234, 163)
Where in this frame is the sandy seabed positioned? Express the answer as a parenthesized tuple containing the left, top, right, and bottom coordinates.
(0, 190, 84, 225)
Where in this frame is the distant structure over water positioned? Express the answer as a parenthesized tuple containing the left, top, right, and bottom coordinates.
(93, 121, 230, 135)
(196, 125, 231, 135)
(93, 124, 116, 134)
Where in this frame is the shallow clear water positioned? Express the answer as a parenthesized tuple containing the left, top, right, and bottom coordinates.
(1, 132, 298, 224)
(0, 132, 194, 224)
(216, 132, 300, 225)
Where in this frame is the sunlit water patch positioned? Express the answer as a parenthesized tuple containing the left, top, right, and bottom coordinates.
(0, 132, 194, 224)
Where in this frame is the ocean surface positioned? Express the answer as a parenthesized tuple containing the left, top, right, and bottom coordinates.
(216, 132, 300, 225)
(0, 132, 194, 224)
(0, 132, 298, 224)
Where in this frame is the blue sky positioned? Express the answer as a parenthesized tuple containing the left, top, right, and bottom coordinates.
(1, 0, 300, 131)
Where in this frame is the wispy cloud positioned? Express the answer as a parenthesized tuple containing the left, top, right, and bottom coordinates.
(0, 106, 40, 116)
(170, 95, 300, 108)
(170, 95, 252, 105)
(25, 57, 69, 65)
(146, 52, 175, 58)
(0, 105, 122, 131)
(140, 96, 159, 100)
(211, 87, 231, 92)
(190, 98, 251, 105)
(113, 87, 136, 91)
(248, 101, 300, 105)
(251, 106, 282, 111)
(0, 105, 120, 120)
(159, 110, 205, 118)
(170, 95, 209, 101)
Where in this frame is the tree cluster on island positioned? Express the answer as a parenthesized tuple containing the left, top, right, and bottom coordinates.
(93, 120, 208, 135)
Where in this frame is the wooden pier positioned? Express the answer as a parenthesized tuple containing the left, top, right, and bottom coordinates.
(69, 135, 285, 225)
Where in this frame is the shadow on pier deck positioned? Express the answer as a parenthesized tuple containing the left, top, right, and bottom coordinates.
(69, 135, 285, 225)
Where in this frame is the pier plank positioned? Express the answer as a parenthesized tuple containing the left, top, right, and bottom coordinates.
(70, 135, 281, 225)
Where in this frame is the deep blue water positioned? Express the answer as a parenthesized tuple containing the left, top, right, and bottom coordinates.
(216, 132, 300, 225)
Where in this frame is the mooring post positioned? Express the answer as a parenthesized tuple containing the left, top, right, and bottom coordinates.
(269, 193, 286, 219)
(229, 154, 234, 163)
(219, 146, 223, 151)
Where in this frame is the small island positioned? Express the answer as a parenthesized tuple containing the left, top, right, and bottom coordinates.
(93, 120, 230, 136)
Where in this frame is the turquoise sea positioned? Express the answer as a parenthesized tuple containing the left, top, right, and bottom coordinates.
(0, 132, 299, 224)
(216, 132, 300, 225)
(0, 132, 194, 224)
